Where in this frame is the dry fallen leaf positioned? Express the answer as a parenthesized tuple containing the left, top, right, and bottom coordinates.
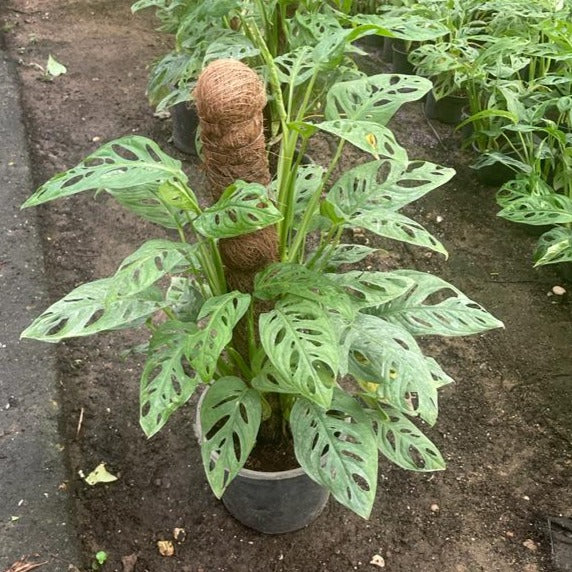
(5, 557, 48, 572)
(83, 463, 118, 486)
(157, 540, 175, 557)
(121, 553, 138, 572)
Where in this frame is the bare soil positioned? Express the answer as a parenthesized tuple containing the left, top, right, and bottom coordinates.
(2, 1, 571, 571)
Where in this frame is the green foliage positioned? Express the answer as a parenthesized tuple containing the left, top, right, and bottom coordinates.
(22, 3, 503, 519)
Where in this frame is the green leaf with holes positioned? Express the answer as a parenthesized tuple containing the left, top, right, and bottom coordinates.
(291, 164, 326, 227)
(107, 181, 188, 229)
(372, 270, 504, 336)
(316, 120, 408, 161)
(327, 271, 414, 310)
(187, 292, 251, 382)
(258, 296, 339, 408)
(351, 208, 448, 257)
(22, 136, 186, 207)
(534, 226, 572, 267)
(254, 263, 354, 318)
(498, 191, 572, 226)
(199, 377, 261, 498)
(140, 321, 200, 438)
(368, 405, 445, 472)
(203, 32, 259, 65)
(107, 239, 199, 300)
(193, 181, 283, 239)
(345, 313, 439, 424)
(325, 74, 432, 125)
(290, 391, 378, 519)
(21, 278, 163, 342)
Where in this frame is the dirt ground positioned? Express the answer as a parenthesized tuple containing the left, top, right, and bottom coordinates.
(2, 1, 571, 571)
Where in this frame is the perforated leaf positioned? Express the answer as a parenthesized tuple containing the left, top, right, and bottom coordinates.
(369, 405, 445, 472)
(351, 209, 448, 256)
(22, 136, 186, 207)
(188, 292, 251, 382)
(317, 120, 407, 161)
(345, 313, 438, 425)
(199, 377, 261, 498)
(315, 243, 377, 269)
(107, 239, 199, 300)
(352, 14, 448, 43)
(534, 226, 572, 267)
(292, 164, 326, 226)
(373, 270, 504, 336)
(327, 271, 414, 310)
(193, 181, 282, 239)
(254, 263, 353, 317)
(498, 190, 572, 226)
(165, 277, 206, 322)
(290, 391, 378, 519)
(21, 278, 163, 342)
(107, 182, 187, 229)
(325, 74, 432, 125)
(140, 321, 199, 438)
(274, 46, 315, 86)
(258, 296, 339, 408)
(203, 32, 259, 64)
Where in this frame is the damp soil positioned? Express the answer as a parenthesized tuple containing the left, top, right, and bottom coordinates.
(2, 2, 572, 571)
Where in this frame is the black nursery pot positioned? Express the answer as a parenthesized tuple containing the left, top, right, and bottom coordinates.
(171, 101, 199, 155)
(221, 464, 330, 534)
(195, 394, 329, 534)
(471, 144, 515, 187)
(382, 37, 394, 62)
(392, 44, 415, 75)
(424, 91, 468, 125)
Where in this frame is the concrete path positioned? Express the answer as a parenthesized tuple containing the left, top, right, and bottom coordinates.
(0, 50, 79, 571)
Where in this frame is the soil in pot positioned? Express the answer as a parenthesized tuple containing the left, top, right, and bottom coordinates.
(171, 101, 199, 155)
(424, 91, 468, 125)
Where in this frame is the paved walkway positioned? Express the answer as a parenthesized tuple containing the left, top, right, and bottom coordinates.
(0, 49, 79, 571)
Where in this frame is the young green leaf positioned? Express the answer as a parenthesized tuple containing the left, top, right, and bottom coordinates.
(199, 377, 261, 498)
(290, 391, 378, 519)
(22, 136, 186, 208)
(140, 321, 200, 438)
(187, 292, 251, 382)
(372, 270, 504, 336)
(193, 181, 283, 239)
(21, 279, 163, 342)
(258, 296, 339, 408)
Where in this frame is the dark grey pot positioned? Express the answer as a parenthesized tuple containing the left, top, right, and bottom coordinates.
(382, 37, 394, 62)
(424, 91, 468, 125)
(221, 465, 330, 534)
(195, 392, 329, 534)
(392, 45, 415, 75)
(171, 101, 199, 155)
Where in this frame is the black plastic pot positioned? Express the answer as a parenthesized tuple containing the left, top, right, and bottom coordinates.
(557, 262, 572, 282)
(381, 37, 394, 62)
(221, 464, 330, 534)
(424, 91, 468, 125)
(171, 101, 199, 155)
(471, 144, 516, 187)
(392, 44, 415, 75)
(195, 394, 329, 534)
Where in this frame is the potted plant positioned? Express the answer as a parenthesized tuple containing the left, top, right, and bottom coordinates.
(21, 46, 502, 532)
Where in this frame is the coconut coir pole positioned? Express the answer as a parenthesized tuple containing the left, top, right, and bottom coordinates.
(194, 59, 279, 294)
